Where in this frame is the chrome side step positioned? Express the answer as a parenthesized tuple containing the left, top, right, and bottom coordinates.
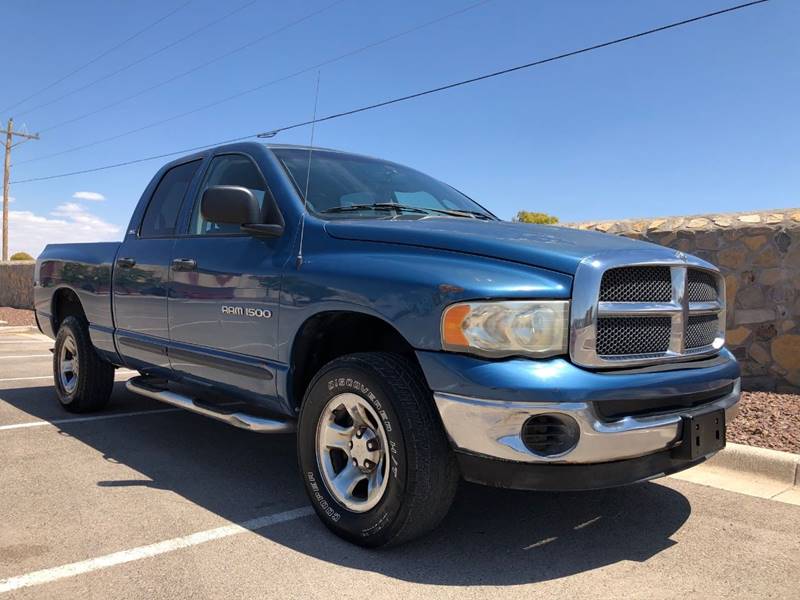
(126, 377, 295, 433)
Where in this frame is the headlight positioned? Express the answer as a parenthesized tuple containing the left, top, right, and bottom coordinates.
(441, 300, 570, 358)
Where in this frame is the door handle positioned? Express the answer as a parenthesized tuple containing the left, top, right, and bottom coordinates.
(172, 258, 197, 271)
(117, 257, 136, 268)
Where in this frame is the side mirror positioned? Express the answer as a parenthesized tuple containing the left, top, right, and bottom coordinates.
(201, 186, 260, 225)
(201, 186, 284, 238)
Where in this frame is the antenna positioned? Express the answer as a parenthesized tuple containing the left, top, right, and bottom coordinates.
(296, 71, 320, 269)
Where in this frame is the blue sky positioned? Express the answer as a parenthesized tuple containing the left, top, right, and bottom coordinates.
(3, 0, 798, 255)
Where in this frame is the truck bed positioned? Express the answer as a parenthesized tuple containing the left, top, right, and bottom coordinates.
(34, 242, 121, 353)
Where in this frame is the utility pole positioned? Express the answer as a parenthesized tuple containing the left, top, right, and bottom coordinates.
(2, 118, 39, 261)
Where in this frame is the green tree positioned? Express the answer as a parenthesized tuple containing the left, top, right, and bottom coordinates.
(514, 211, 559, 224)
(9, 252, 34, 261)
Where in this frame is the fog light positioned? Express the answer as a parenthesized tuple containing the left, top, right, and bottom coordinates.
(521, 414, 580, 457)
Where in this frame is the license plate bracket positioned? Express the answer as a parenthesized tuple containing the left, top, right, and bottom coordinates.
(675, 408, 726, 460)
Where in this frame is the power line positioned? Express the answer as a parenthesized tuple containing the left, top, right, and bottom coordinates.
(37, 0, 349, 135)
(1, 1, 193, 115)
(18, 0, 493, 166)
(13, 0, 258, 119)
(11, 0, 769, 185)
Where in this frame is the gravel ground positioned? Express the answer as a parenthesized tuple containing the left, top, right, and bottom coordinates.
(728, 391, 800, 454)
(0, 307, 36, 326)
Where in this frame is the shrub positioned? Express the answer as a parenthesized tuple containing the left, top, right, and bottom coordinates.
(9, 252, 34, 261)
(514, 211, 559, 224)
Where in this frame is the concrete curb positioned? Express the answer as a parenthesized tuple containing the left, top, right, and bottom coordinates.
(706, 443, 800, 486)
(671, 442, 800, 505)
(0, 325, 40, 335)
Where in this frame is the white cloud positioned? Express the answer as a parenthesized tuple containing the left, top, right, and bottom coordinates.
(7, 196, 14, 204)
(72, 191, 105, 201)
(8, 203, 121, 258)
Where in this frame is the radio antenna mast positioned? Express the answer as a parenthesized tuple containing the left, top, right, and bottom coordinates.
(296, 71, 321, 269)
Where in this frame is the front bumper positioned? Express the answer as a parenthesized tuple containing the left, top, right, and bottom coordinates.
(434, 379, 740, 465)
(418, 348, 741, 490)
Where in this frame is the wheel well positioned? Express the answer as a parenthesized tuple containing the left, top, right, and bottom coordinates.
(290, 311, 420, 408)
(52, 288, 87, 331)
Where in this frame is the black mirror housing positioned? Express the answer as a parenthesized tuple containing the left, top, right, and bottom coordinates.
(201, 186, 261, 225)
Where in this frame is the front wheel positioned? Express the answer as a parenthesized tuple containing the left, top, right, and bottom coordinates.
(53, 316, 115, 413)
(297, 352, 459, 547)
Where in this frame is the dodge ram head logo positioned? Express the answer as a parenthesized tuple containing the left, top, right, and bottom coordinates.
(221, 305, 272, 319)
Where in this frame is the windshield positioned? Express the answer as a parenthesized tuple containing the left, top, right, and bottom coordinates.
(272, 147, 495, 220)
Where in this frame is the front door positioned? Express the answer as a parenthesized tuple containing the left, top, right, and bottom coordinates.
(112, 159, 202, 372)
(167, 153, 284, 407)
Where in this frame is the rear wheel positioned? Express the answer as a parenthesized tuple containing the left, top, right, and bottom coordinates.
(297, 352, 458, 547)
(53, 316, 114, 413)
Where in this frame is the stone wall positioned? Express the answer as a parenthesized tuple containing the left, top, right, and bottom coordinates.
(0, 261, 35, 309)
(568, 209, 800, 393)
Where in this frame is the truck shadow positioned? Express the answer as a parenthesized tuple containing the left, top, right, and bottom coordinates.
(2, 382, 692, 586)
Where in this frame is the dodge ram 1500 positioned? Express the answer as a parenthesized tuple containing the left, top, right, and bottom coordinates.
(34, 142, 739, 546)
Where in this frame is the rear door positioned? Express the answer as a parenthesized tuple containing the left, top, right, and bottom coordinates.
(112, 159, 202, 372)
(167, 153, 285, 406)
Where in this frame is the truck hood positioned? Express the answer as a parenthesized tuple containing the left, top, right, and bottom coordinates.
(325, 218, 668, 275)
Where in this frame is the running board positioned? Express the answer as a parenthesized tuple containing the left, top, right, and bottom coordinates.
(126, 377, 295, 433)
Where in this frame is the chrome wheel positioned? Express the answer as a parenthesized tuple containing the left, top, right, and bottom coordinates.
(315, 392, 390, 513)
(59, 333, 79, 394)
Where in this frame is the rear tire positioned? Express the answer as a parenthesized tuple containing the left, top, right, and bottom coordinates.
(297, 352, 459, 547)
(53, 316, 114, 413)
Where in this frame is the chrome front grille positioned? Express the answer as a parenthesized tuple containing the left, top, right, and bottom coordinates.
(599, 266, 672, 302)
(596, 316, 671, 356)
(570, 252, 726, 368)
(687, 269, 718, 302)
(686, 314, 719, 349)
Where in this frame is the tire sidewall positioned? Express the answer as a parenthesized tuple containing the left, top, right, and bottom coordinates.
(53, 318, 82, 407)
(298, 361, 409, 545)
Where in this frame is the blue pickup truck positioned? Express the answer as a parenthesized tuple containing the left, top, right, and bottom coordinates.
(34, 142, 739, 546)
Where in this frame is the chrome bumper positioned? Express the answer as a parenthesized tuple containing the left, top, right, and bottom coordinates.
(433, 378, 740, 464)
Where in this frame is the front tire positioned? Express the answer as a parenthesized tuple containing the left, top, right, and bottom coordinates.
(297, 352, 459, 547)
(53, 316, 114, 413)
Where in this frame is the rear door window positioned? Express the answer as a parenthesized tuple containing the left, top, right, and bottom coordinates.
(140, 160, 201, 237)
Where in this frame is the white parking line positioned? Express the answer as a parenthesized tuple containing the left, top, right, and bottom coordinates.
(0, 407, 182, 431)
(0, 354, 52, 359)
(0, 370, 137, 383)
(0, 506, 314, 594)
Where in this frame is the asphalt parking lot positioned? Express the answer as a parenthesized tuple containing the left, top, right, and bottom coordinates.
(1, 332, 798, 599)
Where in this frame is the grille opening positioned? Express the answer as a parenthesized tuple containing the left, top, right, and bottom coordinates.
(687, 269, 718, 302)
(686, 314, 718, 349)
(596, 316, 671, 356)
(599, 266, 671, 302)
(521, 414, 580, 456)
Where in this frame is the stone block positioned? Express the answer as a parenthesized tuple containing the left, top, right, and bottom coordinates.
(735, 309, 775, 325)
(748, 342, 771, 365)
(725, 326, 751, 346)
(742, 235, 767, 251)
(717, 245, 749, 269)
(752, 245, 781, 268)
(739, 214, 762, 224)
(736, 285, 765, 309)
(771, 335, 800, 371)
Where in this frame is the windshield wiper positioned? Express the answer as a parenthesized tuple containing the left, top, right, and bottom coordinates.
(323, 202, 429, 215)
(322, 203, 492, 219)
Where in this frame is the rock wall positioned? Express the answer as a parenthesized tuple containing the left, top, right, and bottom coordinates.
(568, 209, 800, 393)
(0, 261, 35, 310)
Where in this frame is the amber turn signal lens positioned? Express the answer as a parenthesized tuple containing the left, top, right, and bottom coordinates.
(442, 304, 471, 348)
